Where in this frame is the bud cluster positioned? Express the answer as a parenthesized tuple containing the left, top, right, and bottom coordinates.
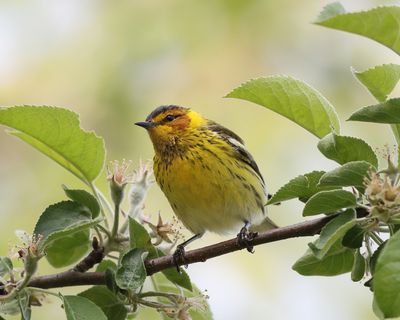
(161, 291, 209, 320)
(144, 213, 184, 247)
(128, 160, 154, 219)
(364, 158, 400, 223)
(107, 159, 133, 206)
(17, 233, 44, 275)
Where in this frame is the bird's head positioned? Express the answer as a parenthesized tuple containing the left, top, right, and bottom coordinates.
(135, 105, 207, 152)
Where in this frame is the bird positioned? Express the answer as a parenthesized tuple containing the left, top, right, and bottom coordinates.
(135, 105, 277, 267)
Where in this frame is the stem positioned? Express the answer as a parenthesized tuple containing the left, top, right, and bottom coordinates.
(94, 226, 104, 246)
(357, 204, 371, 211)
(139, 291, 179, 301)
(28, 287, 61, 298)
(95, 185, 114, 217)
(111, 204, 120, 239)
(389, 224, 395, 236)
(97, 224, 112, 239)
(390, 124, 400, 146)
(119, 211, 130, 235)
(365, 236, 373, 258)
(89, 183, 110, 229)
(0, 269, 34, 302)
(369, 232, 384, 245)
(137, 298, 175, 309)
(106, 254, 119, 260)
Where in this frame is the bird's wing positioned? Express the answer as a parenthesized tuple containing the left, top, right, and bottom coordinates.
(206, 121, 265, 184)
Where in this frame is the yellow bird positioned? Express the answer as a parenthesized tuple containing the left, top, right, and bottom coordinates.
(135, 105, 276, 264)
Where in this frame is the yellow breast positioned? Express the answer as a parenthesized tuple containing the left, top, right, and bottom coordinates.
(153, 137, 266, 235)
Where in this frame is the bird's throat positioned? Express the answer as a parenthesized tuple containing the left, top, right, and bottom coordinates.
(151, 134, 189, 163)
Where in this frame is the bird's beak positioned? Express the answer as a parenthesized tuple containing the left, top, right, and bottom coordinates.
(135, 121, 155, 129)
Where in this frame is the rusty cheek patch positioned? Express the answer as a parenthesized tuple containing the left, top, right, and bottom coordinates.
(170, 114, 191, 130)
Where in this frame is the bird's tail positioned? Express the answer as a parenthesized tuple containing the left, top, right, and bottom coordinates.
(250, 216, 278, 233)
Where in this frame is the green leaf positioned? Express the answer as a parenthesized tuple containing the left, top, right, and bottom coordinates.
(348, 98, 400, 124)
(150, 248, 192, 292)
(0, 291, 29, 316)
(0, 257, 13, 277)
(351, 249, 366, 282)
(0, 302, 19, 316)
(353, 64, 400, 102)
(116, 249, 148, 290)
(292, 240, 355, 276)
(268, 171, 335, 205)
(0, 106, 105, 183)
(315, 4, 400, 55)
(303, 190, 356, 216)
(391, 124, 400, 154)
(78, 286, 127, 320)
(373, 297, 385, 320)
(128, 218, 193, 291)
(316, 2, 345, 21)
(374, 231, 400, 318)
(342, 224, 365, 249)
(17, 290, 31, 320)
(371, 242, 387, 275)
(318, 161, 373, 192)
(96, 260, 117, 272)
(34, 201, 100, 256)
(63, 186, 100, 218)
(34, 201, 92, 240)
(129, 217, 152, 250)
(309, 209, 356, 259)
(104, 268, 119, 295)
(318, 133, 378, 167)
(152, 273, 213, 320)
(63, 295, 107, 320)
(45, 230, 90, 268)
(225, 76, 340, 138)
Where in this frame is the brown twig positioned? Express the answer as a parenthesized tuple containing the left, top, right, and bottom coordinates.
(27, 209, 369, 289)
(71, 237, 105, 273)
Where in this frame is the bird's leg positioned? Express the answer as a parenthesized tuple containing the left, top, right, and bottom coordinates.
(173, 233, 203, 272)
(237, 220, 258, 253)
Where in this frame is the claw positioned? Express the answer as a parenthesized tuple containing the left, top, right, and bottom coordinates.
(172, 244, 186, 273)
(237, 225, 258, 253)
(171, 233, 203, 273)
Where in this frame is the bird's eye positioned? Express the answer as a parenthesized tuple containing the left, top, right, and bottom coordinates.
(165, 114, 176, 122)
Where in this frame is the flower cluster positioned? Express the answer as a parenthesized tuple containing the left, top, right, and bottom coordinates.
(161, 291, 209, 320)
(143, 213, 185, 248)
(364, 159, 400, 223)
(14, 231, 43, 261)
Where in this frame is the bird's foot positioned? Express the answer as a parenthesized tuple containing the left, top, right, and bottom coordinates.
(237, 226, 258, 253)
(172, 244, 187, 273)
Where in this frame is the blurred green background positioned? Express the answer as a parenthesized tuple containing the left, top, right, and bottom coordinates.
(1, 0, 399, 319)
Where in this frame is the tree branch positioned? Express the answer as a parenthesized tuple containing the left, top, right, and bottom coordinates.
(27, 208, 368, 289)
(71, 236, 104, 273)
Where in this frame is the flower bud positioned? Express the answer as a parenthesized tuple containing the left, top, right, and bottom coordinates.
(23, 247, 39, 275)
(128, 160, 154, 218)
(107, 159, 133, 206)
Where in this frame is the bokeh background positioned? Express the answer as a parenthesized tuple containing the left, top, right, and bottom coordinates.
(1, 0, 400, 319)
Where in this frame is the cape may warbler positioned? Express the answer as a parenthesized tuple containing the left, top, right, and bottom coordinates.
(136, 105, 276, 264)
